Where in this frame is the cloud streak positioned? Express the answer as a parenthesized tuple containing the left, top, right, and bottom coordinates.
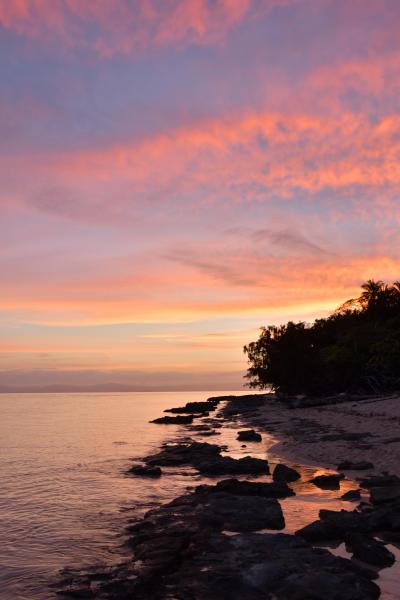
(251, 228, 331, 255)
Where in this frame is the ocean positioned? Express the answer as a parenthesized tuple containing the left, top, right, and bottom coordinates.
(0, 391, 244, 599)
(1, 391, 399, 599)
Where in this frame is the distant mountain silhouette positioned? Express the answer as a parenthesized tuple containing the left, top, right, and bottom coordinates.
(0, 382, 239, 393)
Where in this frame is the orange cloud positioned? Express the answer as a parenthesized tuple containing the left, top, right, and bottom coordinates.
(1, 248, 400, 325)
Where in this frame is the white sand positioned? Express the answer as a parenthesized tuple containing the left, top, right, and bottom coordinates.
(250, 395, 400, 476)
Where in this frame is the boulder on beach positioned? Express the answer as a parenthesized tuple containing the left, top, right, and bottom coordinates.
(369, 485, 400, 504)
(346, 532, 395, 568)
(273, 463, 301, 482)
(196, 492, 285, 531)
(145, 441, 222, 466)
(129, 483, 286, 535)
(196, 454, 270, 476)
(363, 502, 400, 531)
(197, 477, 295, 499)
(310, 473, 344, 490)
(296, 509, 367, 542)
(359, 474, 400, 489)
(341, 489, 361, 501)
(237, 429, 262, 442)
(296, 519, 339, 542)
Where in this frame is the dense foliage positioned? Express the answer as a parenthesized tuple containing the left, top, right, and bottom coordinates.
(244, 280, 400, 395)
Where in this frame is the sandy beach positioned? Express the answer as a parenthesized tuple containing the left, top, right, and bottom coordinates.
(240, 394, 400, 477)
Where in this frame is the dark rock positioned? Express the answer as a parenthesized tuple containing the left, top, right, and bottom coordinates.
(297, 509, 366, 542)
(273, 463, 301, 482)
(338, 461, 374, 470)
(346, 533, 395, 568)
(196, 454, 270, 476)
(165, 400, 218, 414)
(360, 474, 400, 488)
(195, 430, 221, 437)
(319, 508, 355, 522)
(222, 394, 268, 417)
(296, 519, 341, 542)
(122, 529, 379, 599)
(362, 501, 400, 531)
(197, 492, 285, 531)
(129, 464, 162, 478)
(197, 478, 295, 499)
(384, 504, 400, 530)
(131, 487, 285, 535)
(145, 441, 269, 476)
(341, 489, 361, 501)
(370, 485, 400, 504)
(67, 484, 380, 600)
(310, 473, 344, 490)
(190, 424, 212, 431)
(380, 529, 400, 543)
(151, 415, 193, 424)
(274, 566, 379, 600)
(146, 441, 221, 467)
(237, 429, 262, 442)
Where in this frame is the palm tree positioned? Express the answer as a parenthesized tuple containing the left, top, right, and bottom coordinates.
(389, 281, 400, 308)
(392, 281, 400, 294)
(359, 279, 385, 307)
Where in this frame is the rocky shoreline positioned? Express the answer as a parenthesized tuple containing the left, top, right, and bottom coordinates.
(57, 393, 400, 599)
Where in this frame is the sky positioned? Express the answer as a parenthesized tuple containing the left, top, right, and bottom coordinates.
(1, 0, 400, 390)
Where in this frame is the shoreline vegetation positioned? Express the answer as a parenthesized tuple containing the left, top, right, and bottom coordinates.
(58, 391, 400, 599)
(244, 280, 400, 396)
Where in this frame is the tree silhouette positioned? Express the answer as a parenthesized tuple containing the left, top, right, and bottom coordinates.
(359, 279, 385, 307)
(244, 280, 400, 397)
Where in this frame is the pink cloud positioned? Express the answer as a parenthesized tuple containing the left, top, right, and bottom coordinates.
(0, 0, 333, 59)
(0, 0, 301, 56)
(6, 110, 398, 222)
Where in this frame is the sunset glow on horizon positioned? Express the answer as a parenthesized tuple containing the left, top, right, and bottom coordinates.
(1, 0, 400, 389)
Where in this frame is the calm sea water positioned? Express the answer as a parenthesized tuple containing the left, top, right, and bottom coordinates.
(1, 391, 239, 599)
(1, 391, 399, 600)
